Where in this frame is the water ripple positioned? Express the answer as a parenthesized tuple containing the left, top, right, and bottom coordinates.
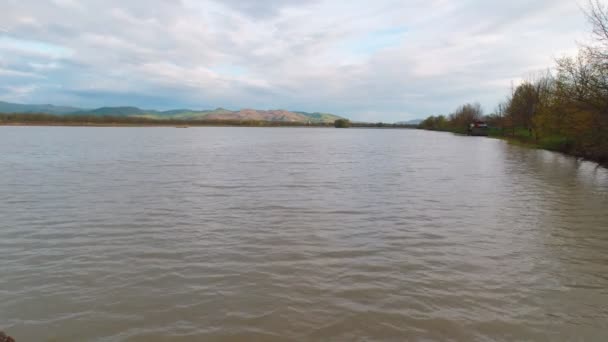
(1, 127, 608, 341)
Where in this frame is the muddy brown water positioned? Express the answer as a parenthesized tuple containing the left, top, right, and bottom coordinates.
(1, 127, 607, 341)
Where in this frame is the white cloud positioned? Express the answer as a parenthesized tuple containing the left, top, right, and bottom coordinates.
(0, 84, 39, 101)
(0, 0, 591, 120)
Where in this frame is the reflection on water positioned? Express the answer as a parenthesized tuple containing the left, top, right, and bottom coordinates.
(1, 127, 607, 341)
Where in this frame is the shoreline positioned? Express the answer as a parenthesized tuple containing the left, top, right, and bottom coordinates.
(0, 121, 331, 128)
(11, 120, 599, 166)
(490, 135, 607, 168)
(422, 128, 607, 169)
(0, 121, 418, 129)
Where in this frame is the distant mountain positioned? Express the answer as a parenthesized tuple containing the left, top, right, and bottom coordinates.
(294, 111, 343, 123)
(0, 101, 345, 123)
(0, 101, 81, 115)
(79, 106, 150, 116)
(396, 119, 423, 125)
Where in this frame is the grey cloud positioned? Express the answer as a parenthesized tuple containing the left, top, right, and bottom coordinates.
(212, 0, 319, 18)
(0, 0, 590, 121)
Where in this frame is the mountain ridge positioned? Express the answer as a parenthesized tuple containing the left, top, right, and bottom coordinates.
(0, 101, 345, 123)
(395, 119, 424, 125)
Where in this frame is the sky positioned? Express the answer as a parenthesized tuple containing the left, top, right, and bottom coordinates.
(0, 0, 592, 121)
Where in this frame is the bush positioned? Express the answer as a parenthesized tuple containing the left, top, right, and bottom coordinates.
(539, 136, 574, 152)
(334, 119, 351, 128)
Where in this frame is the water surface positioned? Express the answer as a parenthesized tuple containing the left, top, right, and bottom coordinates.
(1, 127, 608, 341)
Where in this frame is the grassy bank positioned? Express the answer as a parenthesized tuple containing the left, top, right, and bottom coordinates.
(488, 128, 571, 151)
(422, 126, 605, 167)
(486, 130, 607, 167)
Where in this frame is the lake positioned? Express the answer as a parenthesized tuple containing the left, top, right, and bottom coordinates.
(1, 126, 608, 341)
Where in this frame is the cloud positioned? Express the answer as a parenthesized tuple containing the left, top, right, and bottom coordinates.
(214, 0, 320, 18)
(0, 0, 590, 121)
(0, 84, 39, 101)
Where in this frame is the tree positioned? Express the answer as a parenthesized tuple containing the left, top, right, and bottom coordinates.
(585, 0, 608, 63)
(334, 119, 351, 128)
(508, 82, 539, 136)
(419, 115, 448, 130)
(555, 51, 608, 160)
(448, 103, 483, 129)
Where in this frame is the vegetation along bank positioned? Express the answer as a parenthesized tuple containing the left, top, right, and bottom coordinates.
(419, 1, 608, 166)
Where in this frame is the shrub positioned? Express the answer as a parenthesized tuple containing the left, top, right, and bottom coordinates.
(334, 119, 351, 128)
(539, 136, 574, 152)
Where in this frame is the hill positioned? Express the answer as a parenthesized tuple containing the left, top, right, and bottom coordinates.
(0, 101, 81, 115)
(0, 101, 345, 123)
(395, 119, 423, 125)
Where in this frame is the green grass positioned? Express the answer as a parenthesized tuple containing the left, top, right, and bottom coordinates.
(488, 127, 504, 137)
(538, 136, 574, 152)
(413, 123, 606, 166)
(487, 127, 574, 154)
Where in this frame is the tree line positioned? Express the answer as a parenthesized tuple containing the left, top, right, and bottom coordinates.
(0, 112, 419, 129)
(420, 1, 608, 165)
(0, 113, 337, 127)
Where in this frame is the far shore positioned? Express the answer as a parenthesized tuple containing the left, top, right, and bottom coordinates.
(0, 121, 326, 128)
(0, 122, 418, 129)
(3, 118, 604, 167)
(0, 114, 419, 129)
